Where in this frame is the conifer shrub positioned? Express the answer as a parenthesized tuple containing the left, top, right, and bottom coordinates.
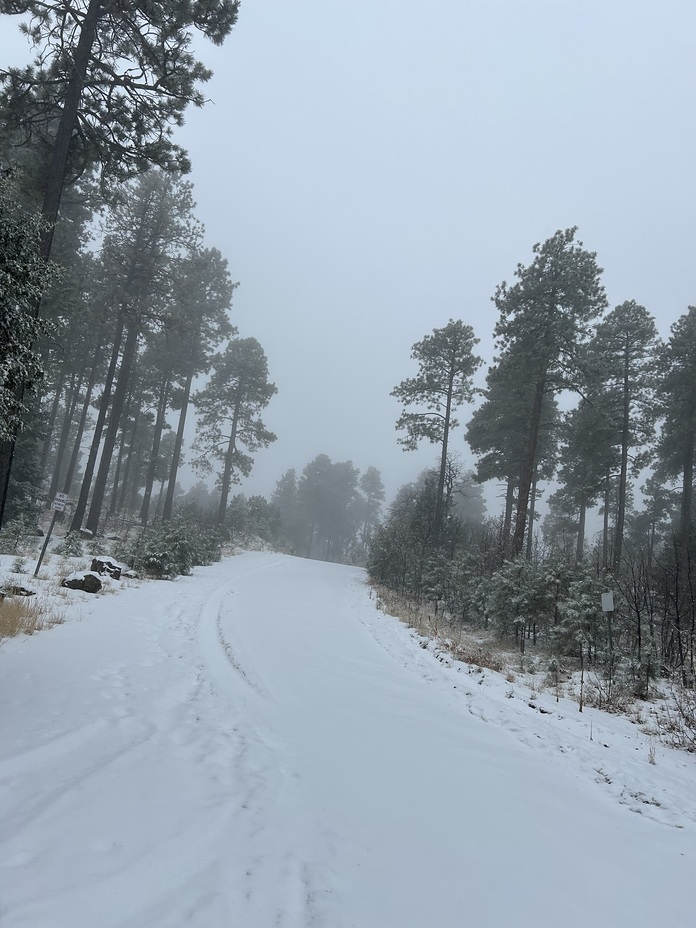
(54, 532, 84, 557)
(116, 519, 223, 579)
(0, 518, 32, 554)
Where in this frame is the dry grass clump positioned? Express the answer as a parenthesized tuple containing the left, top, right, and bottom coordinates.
(451, 641, 505, 674)
(0, 595, 64, 640)
(371, 581, 507, 674)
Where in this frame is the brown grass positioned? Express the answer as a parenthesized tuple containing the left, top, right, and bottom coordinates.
(0, 595, 64, 640)
(371, 581, 509, 674)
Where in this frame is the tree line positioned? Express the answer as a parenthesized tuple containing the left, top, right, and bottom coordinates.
(176, 455, 386, 567)
(0, 2, 282, 537)
(372, 228, 696, 692)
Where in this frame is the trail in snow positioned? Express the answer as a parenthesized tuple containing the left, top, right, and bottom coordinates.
(0, 552, 694, 928)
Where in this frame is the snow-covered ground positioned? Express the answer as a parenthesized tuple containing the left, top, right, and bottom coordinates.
(1, 551, 694, 927)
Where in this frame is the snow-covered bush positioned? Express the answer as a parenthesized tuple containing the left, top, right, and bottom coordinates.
(0, 518, 33, 554)
(116, 519, 223, 579)
(54, 532, 84, 557)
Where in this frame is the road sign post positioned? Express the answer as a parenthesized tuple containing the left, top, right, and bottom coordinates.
(33, 495, 70, 577)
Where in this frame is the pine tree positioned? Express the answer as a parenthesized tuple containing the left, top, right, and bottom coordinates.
(358, 466, 385, 556)
(0, 0, 240, 252)
(392, 319, 481, 541)
(193, 338, 277, 525)
(271, 468, 305, 552)
(161, 247, 235, 521)
(0, 172, 58, 522)
(295, 455, 361, 562)
(493, 228, 607, 556)
(70, 171, 202, 534)
(656, 307, 696, 549)
(466, 345, 558, 550)
(0, 0, 240, 523)
(588, 301, 660, 570)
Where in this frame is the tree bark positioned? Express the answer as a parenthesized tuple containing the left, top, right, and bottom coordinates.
(602, 469, 611, 570)
(576, 495, 587, 561)
(525, 471, 538, 561)
(70, 317, 124, 530)
(613, 347, 631, 571)
(38, 0, 104, 263)
(217, 400, 241, 524)
(62, 343, 103, 496)
(434, 364, 456, 543)
(680, 425, 694, 552)
(37, 368, 67, 487)
(512, 374, 546, 557)
(48, 369, 84, 499)
(85, 320, 140, 534)
(117, 401, 141, 514)
(163, 368, 193, 522)
(0, 1, 103, 528)
(140, 374, 170, 525)
(108, 392, 133, 516)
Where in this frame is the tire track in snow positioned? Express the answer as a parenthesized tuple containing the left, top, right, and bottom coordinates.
(195, 555, 286, 701)
(191, 555, 341, 928)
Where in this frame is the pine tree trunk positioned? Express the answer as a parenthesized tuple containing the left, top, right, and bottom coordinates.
(503, 477, 515, 539)
(140, 375, 170, 525)
(613, 350, 631, 571)
(117, 402, 141, 514)
(61, 343, 103, 497)
(126, 439, 145, 514)
(434, 367, 455, 543)
(525, 471, 538, 560)
(680, 424, 694, 552)
(576, 495, 587, 561)
(217, 401, 241, 524)
(602, 469, 611, 569)
(48, 369, 84, 499)
(154, 479, 166, 521)
(513, 374, 546, 557)
(85, 320, 140, 534)
(38, 368, 67, 487)
(70, 318, 124, 531)
(38, 0, 103, 262)
(108, 396, 132, 516)
(162, 368, 193, 522)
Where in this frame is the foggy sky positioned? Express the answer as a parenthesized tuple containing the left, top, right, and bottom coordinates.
(3, 1, 696, 510)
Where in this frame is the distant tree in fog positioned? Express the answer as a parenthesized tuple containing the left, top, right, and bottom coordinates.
(193, 337, 277, 526)
(655, 306, 696, 551)
(586, 301, 660, 570)
(392, 319, 481, 543)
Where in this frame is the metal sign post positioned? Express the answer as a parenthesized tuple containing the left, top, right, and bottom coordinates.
(33, 495, 68, 578)
(601, 591, 615, 688)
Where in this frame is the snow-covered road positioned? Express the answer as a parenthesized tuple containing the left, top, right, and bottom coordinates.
(1, 552, 694, 927)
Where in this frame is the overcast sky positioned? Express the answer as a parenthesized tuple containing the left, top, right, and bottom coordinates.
(3, 1, 696, 509)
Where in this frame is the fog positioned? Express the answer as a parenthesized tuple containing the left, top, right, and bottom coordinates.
(4, 1, 696, 507)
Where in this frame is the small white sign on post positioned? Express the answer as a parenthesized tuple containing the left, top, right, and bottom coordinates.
(52, 492, 68, 512)
(601, 592, 614, 613)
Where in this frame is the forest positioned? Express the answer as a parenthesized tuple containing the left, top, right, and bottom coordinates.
(371, 242, 696, 712)
(1, 3, 695, 723)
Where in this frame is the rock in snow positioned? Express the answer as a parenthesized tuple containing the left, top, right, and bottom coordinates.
(61, 570, 102, 593)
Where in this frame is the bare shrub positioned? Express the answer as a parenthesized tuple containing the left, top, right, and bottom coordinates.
(452, 642, 504, 673)
(661, 685, 696, 752)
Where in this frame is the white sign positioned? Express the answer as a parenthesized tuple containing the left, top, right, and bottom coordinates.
(601, 592, 614, 612)
(52, 493, 69, 512)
